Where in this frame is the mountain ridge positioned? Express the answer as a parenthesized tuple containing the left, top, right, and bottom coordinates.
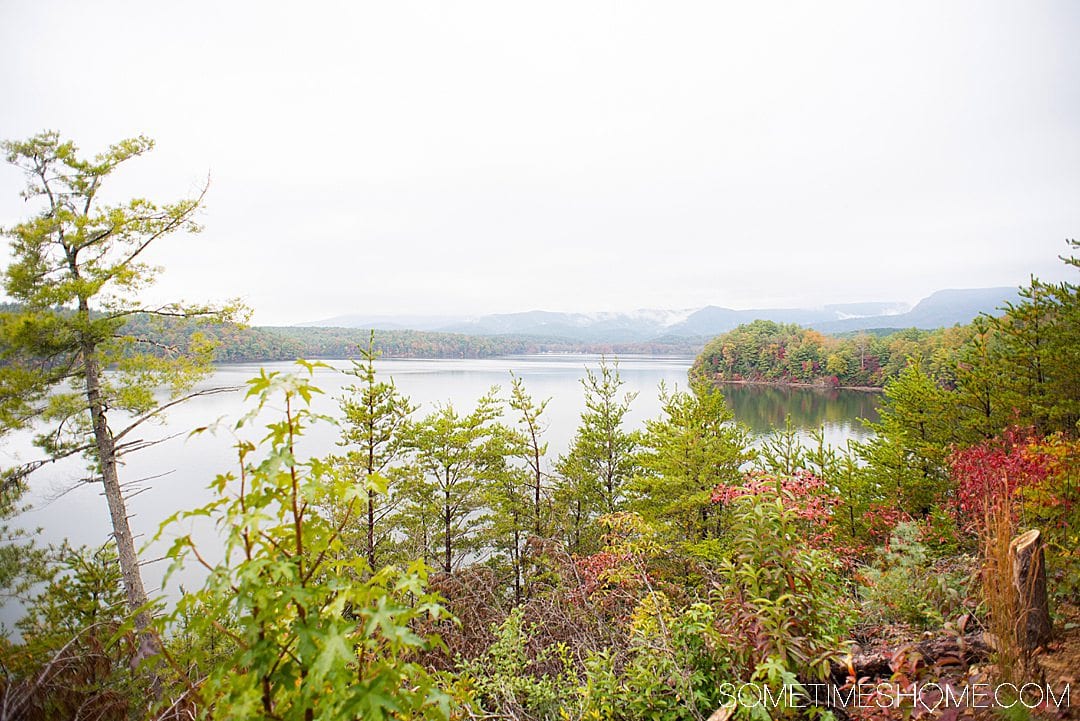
(298, 287, 1019, 342)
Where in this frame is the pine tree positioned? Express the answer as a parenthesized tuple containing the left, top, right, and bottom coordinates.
(334, 331, 416, 570)
(631, 380, 749, 543)
(402, 389, 509, 574)
(0, 132, 241, 666)
(991, 276, 1055, 432)
(554, 359, 638, 553)
(485, 373, 552, 601)
(1041, 239, 1080, 431)
(507, 373, 551, 537)
(858, 362, 953, 514)
(950, 315, 1007, 440)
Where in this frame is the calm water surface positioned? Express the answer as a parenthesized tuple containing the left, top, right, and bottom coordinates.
(2, 355, 878, 625)
(720, 382, 880, 444)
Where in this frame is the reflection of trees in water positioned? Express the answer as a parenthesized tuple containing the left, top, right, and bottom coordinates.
(718, 383, 881, 436)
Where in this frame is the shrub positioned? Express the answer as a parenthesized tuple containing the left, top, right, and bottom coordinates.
(857, 521, 974, 630)
(572, 596, 738, 721)
(716, 482, 852, 682)
(456, 607, 577, 721)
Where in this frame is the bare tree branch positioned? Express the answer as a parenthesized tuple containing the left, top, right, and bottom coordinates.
(113, 386, 240, 444)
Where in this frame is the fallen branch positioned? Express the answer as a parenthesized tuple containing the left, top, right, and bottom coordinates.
(830, 632, 994, 684)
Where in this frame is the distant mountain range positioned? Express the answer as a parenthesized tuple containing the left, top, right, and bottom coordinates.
(298, 287, 1020, 342)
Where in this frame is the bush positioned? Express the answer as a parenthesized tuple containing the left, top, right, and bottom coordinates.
(572, 596, 738, 721)
(858, 521, 974, 630)
(457, 607, 577, 721)
(568, 483, 853, 721)
(716, 480, 853, 681)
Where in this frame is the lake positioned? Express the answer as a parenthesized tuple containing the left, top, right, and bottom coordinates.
(1, 354, 878, 626)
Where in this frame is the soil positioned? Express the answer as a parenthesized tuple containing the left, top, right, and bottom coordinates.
(1036, 603, 1080, 713)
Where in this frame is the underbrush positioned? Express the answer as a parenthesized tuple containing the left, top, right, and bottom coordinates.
(857, 521, 977, 632)
(459, 484, 853, 721)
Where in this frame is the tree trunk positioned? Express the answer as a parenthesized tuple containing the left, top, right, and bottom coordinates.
(1009, 529, 1052, 651)
(367, 493, 376, 570)
(444, 494, 452, 574)
(367, 430, 376, 570)
(572, 499, 583, 552)
(512, 526, 521, 604)
(82, 343, 160, 667)
(534, 447, 542, 536)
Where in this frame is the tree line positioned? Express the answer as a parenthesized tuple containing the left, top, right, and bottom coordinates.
(115, 315, 706, 363)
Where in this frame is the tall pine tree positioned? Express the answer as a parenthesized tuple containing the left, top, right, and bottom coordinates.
(0, 132, 240, 666)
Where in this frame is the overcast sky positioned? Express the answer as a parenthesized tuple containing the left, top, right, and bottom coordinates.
(1, 1, 1078, 325)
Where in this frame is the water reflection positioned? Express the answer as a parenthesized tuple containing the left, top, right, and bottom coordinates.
(718, 383, 880, 439)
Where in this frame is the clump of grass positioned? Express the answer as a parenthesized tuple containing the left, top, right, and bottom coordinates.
(980, 496, 1035, 690)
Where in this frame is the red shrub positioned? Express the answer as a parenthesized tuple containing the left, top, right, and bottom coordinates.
(949, 426, 1053, 531)
(711, 470, 836, 548)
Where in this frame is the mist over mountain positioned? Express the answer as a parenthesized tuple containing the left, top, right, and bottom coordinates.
(809, 288, 1019, 334)
(299, 287, 1019, 342)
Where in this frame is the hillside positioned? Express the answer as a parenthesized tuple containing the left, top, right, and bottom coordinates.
(810, 287, 1018, 333)
(691, 320, 968, 388)
(115, 315, 705, 362)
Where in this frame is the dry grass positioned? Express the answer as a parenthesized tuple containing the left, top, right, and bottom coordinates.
(980, 499, 1031, 687)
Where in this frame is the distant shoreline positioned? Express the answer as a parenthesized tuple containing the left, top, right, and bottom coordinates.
(708, 378, 884, 393)
(210, 351, 699, 366)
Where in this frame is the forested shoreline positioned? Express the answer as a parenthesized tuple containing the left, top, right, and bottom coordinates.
(692, 322, 969, 389)
(115, 315, 708, 361)
(2, 134, 1078, 721)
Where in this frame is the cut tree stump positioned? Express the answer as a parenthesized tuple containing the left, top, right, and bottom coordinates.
(1010, 529, 1052, 651)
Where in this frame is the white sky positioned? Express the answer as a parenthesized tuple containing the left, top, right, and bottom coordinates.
(1, 1, 1078, 325)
